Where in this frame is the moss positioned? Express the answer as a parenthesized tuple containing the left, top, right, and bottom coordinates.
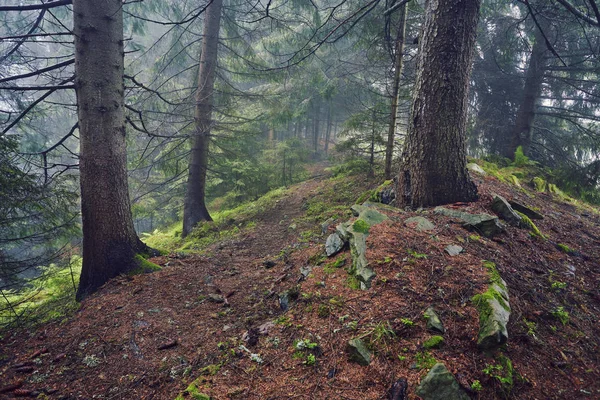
(346, 275, 361, 290)
(355, 190, 375, 205)
(423, 335, 444, 349)
(509, 175, 521, 187)
(317, 304, 331, 318)
(352, 219, 370, 234)
(367, 180, 393, 203)
(482, 261, 505, 290)
(532, 177, 546, 192)
(556, 243, 573, 254)
(472, 286, 510, 330)
(128, 254, 161, 276)
(515, 211, 544, 238)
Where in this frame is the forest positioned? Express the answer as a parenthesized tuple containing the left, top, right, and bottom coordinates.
(1, 0, 600, 399)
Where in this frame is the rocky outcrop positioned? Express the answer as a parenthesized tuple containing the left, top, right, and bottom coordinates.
(491, 194, 523, 227)
(509, 201, 543, 220)
(415, 363, 470, 400)
(332, 204, 390, 289)
(434, 207, 504, 238)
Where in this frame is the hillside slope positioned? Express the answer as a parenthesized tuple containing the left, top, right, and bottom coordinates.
(1, 164, 599, 400)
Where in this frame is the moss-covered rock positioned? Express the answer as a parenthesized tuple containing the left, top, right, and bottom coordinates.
(515, 211, 544, 238)
(415, 363, 470, 400)
(128, 254, 161, 276)
(423, 307, 445, 334)
(472, 263, 510, 351)
(347, 338, 372, 366)
(532, 177, 546, 193)
(434, 207, 505, 238)
(492, 194, 523, 227)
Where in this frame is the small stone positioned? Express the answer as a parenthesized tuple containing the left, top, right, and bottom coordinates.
(300, 266, 312, 279)
(257, 321, 275, 336)
(325, 233, 345, 257)
(415, 363, 470, 400)
(279, 293, 289, 311)
(424, 307, 445, 334)
(467, 163, 486, 175)
(346, 338, 372, 366)
(288, 223, 297, 230)
(263, 260, 276, 269)
(321, 218, 334, 234)
(207, 294, 225, 303)
(444, 245, 463, 256)
(405, 216, 436, 232)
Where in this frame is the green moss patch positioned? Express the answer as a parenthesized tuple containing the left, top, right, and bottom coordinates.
(129, 254, 161, 276)
(352, 219, 370, 234)
(516, 211, 544, 238)
(423, 335, 444, 349)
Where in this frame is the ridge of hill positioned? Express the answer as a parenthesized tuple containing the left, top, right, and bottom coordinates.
(1, 162, 599, 400)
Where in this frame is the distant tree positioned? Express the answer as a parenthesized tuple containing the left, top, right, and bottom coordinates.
(74, 0, 149, 300)
(397, 0, 480, 207)
(182, 0, 223, 237)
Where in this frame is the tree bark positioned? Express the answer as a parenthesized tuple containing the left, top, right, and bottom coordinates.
(324, 101, 332, 155)
(182, 0, 223, 237)
(384, 3, 407, 180)
(505, 26, 548, 159)
(397, 0, 480, 208)
(74, 0, 146, 300)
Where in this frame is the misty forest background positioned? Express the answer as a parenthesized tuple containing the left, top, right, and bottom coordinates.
(1, 0, 600, 327)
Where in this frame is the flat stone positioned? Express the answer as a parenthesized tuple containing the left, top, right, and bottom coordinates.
(207, 294, 225, 303)
(346, 338, 372, 366)
(467, 163, 486, 175)
(405, 216, 435, 232)
(444, 245, 463, 256)
(509, 201, 544, 220)
(325, 233, 345, 257)
(492, 194, 523, 227)
(424, 307, 445, 334)
(415, 363, 470, 400)
(434, 207, 505, 238)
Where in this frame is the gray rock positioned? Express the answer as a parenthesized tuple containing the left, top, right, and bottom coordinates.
(346, 338, 372, 366)
(492, 194, 523, 227)
(434, 207, 505, 238)
(415, 363, 470, 400)
(207, 294, 225, 303)
(279, 292, 290, 311)
(405, 216, 436, 232)
(321, 218, 335, 234)
(424, 307, 445, 334)
(444, 245, 463, 256)
(334, 206, 389, 289)
(300, 266, 312, 279)
(325, 233, 345, 257)
(467, 163, 486, 175)
(509, 201, 544, 220)
(474, 280, 511, 350)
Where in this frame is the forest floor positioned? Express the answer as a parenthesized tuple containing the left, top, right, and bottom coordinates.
(1, 162, 600, 400)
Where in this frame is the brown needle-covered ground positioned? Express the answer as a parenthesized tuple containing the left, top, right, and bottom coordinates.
(1, 164, 599, 399)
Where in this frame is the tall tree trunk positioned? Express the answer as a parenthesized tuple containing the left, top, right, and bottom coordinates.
(74, 0, 147, 300)
(384, 3, 407, 180)
(313, 100, 320, 157)
(505, 26, 548, 159)
(369, 107, 376, 178)
(182, 0, 223, 237)
(397, 0, 480, 208)
(324, 101, 332, 154)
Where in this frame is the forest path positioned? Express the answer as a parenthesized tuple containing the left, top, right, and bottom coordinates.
(0, 161, 353, 399)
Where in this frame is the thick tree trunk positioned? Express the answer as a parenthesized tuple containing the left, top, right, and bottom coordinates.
(384, 3, 407, 180)
(505, 27, 548, 159)
(182, 0, 223, 237)
(74, 0, 146, 300)
(397, 0, 480, 208)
